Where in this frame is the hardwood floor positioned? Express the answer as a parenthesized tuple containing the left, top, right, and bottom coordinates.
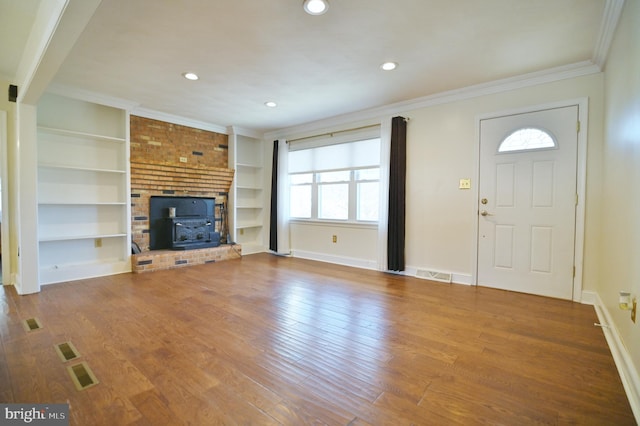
(0, 253, 635, 425)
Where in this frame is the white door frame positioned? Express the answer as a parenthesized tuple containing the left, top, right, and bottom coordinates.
(1, 111, 10, 286)
(472, 98, 589, 302)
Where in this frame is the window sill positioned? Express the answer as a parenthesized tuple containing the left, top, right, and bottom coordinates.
(289, 219, 378, 230)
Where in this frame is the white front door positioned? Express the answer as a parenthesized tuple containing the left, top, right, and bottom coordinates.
(477, 106, 578, 300)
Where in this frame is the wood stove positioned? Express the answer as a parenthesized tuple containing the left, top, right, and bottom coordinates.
(149, 196, 220, 250)
(168, 216, 220, 250)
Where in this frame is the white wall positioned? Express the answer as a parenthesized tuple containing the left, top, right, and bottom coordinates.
(290, 221, 378, 269)
(405, 74, 604, 287)
(600, 0, 640, 412)
(288, 73, 605, 289)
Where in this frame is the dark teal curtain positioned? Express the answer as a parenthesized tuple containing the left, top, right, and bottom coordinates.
(387, 116, 407, 271)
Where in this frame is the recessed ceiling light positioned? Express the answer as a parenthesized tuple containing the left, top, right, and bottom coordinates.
(265, 101, 277, 108)
(381, 62, 398, 71)
(303, 0, 329, 15)
(182, 72, 199, 81)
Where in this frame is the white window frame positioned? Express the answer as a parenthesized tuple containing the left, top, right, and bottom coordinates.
(290, 166, 380, 224)
(498, 127, 558, 153)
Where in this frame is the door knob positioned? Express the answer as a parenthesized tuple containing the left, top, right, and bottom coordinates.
(480, 210, 490, 216)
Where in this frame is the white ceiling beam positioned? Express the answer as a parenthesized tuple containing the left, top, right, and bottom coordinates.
(19, 0, 102, 105)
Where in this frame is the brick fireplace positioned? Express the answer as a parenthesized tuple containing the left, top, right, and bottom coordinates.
(130, 116, 240, 272)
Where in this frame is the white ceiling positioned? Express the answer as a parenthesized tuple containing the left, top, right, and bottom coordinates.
(3, 0, 608, 133)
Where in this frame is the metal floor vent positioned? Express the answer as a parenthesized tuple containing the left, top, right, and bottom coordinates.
(55, 342, 80, 362)
(416, 269, 453, 283)
(23, 318, 42, 332)
(67, 362, 99, 391)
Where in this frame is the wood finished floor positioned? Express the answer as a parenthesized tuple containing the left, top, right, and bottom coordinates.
(0, 253, 635, 425)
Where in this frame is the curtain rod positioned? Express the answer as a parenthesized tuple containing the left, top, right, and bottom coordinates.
(287, 124, 381, 144)
(286, 117, 409, 143)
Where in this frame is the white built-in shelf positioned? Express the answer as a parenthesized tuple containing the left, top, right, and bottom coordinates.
(229, 131, 265, 254)
(37, 126, 126, 143)
(236, 185, 263, 190)
(236, 222, 263, 229)
(38, 202, 127, 206)
(39, 233, 127, 242)
(38, 163, 126, 174)
(236, 204, 262, 209)
(36, 92, 131, 285)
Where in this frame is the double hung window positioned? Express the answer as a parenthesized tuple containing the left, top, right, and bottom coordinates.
(289, 136, 381, 223)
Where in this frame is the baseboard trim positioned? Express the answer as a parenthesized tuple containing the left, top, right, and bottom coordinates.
(290, 250, 378, 270)
(404, 265, 473, 286)
(581, 290, 597, 305)
(288, 253, 475, 285)
(592, 292, 640, 422)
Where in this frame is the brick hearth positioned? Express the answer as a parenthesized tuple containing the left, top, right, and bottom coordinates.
(132, 245, 242, 273)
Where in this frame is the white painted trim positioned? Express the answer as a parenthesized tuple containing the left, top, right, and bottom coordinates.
(46, 83, 139, 111)
(592, 0, 626, 69)
(291, 250, 378, 271)
(593, 292, 640, 422)
(227, 126, 264, 140)
(404, 265, 473, 286)
(471, 98, 589, 303)
(573, 99, 589, 302)
(450, 273, 472, 286)
(266, 61, 600, 140)
(581, 290, 597, 305)
(15, 0, 68, 102)
(133, 107, 228, 134)
(0, 111, 10, 286)
(471, 110, 482, 287)
(20, 0, 104, 105)
(16, 103, 40, 294)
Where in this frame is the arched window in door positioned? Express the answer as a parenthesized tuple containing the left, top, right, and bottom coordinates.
(498, 127, 557, 153)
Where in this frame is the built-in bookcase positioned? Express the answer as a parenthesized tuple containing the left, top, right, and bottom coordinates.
(228, 128, 265, 254)
(37, 93, 131, 284)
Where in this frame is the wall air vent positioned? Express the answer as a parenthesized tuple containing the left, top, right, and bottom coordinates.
(416, 269, 452, 283)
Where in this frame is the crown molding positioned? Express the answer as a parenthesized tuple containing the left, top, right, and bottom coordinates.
(45, 83, 139, 110)
(592, 0, 626, 69)
(266, 60, 602, 140)
(226, 125, 264, 139)
(132, 107, 228, 134)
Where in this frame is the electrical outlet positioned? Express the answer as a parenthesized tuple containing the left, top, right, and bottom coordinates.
(179, 157, 188, 163)
(332, 235, 337, 243)
(459, 178, 471, 189)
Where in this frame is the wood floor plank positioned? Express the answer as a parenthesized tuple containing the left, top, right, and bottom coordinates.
(128, 389, 184, 426)
(0, 253, 635, 425)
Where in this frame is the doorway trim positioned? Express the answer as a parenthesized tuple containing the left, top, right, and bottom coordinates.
(1, 111, 9, 286)
(471, 98, 589, 302)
